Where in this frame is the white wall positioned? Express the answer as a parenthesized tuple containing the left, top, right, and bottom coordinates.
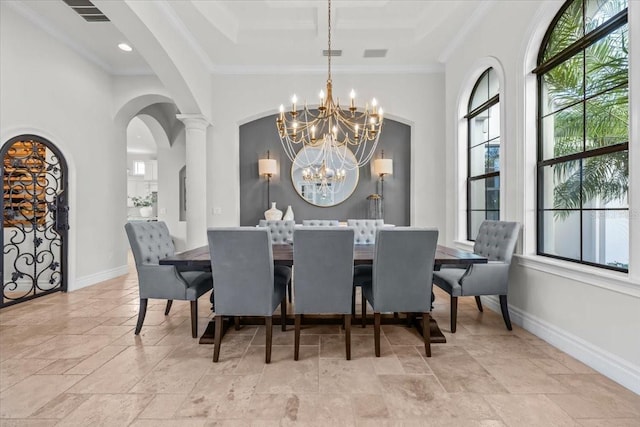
(157, 130, 187, 251)
(0, 4, 128, 289)
(207, 72, 446, 231)
(443, 0, 640, 393)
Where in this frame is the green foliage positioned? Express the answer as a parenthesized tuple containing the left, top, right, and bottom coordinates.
(131, 194, 154, 207)
(541, 0, 628, 219)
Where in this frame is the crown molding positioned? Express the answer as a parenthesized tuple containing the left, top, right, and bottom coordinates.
(210, 63, 445, 76)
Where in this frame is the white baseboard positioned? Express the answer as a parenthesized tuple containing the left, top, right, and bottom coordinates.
(482, 296, 640, 395)
(70, 265, 129, 292)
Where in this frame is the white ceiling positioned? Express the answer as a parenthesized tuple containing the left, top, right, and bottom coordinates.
(127, 117, 157, 155)
(6, 0, 152, 75)
(8, 0, 493, 76)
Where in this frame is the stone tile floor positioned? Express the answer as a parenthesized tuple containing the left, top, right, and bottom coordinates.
(1, 260, 639, 426)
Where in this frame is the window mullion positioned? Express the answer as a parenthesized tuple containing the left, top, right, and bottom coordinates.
(467, 68, 500, 241)
(536, 0, 629, 271)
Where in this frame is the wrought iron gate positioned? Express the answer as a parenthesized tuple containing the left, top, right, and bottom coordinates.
(1, 135, 69, 308)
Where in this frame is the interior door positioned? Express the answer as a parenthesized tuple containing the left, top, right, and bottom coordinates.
(1, 135, 68, 308)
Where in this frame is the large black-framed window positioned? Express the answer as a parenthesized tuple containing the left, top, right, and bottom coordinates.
(534, 0, 628, 272)
(466, 68, 500, 240)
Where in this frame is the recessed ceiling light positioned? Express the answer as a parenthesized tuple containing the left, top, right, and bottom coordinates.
(118, 43, 133, 52)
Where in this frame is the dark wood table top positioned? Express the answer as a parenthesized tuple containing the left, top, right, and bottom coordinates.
(160, 244, 487, 269)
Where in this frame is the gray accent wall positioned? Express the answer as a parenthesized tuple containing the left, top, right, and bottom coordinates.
(240, 114, 410, 226)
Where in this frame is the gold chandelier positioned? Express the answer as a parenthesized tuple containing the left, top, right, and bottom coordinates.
(276, 0, 383, 170)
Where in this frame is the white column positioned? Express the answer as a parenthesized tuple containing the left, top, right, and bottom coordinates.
(177, 114, 210, 249)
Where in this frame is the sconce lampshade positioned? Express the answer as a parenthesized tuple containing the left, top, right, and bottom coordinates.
(374, 158, 393, 176)
(259, 158, 278, 177)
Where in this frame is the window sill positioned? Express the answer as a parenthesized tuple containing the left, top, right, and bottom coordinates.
(515, 255, 640, 298)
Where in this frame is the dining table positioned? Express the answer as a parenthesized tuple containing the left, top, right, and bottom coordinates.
(160, 243, 487, 344)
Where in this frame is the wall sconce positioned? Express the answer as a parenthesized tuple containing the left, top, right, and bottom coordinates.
(258, 150, 278, 209)
(373, 151, 393, 219)
(373, 150, 393, 198)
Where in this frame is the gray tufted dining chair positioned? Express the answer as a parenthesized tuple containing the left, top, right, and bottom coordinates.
(207, 227, 290, 363)
(125, 221, 213, 338)
(258, 220, 296, 244)
(258, 219, 296, 303)
(347, 219, 385, 244)
(293, 227, 354, 360)
(348, 219, 385, 326)
(432, 220, 521, 333)
(302, 219, 340, 226)
(361, 227, 439, 357)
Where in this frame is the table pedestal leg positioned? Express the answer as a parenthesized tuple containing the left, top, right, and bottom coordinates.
(199, 317, 230, 345)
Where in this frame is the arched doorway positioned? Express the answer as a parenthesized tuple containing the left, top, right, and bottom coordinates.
(1, 135, 69, 308)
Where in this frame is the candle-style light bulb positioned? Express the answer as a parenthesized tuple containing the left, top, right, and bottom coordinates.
(279, 104, 284, 120)
(311, 125, 316, 139)
(291, 94, 297, 112)
(378, 107, 384, 118)
(355, 124, 359, 138)
(350, 89, 355, 108)
(371, 98, 378, 114)
(319, 90, 325, 106)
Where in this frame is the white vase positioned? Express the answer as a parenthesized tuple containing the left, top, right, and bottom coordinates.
(264, 202, 283, 220)
(283, 205, 294, 221)
(139, 206, 153, 218)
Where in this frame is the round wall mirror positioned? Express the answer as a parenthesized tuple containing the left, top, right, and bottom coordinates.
(291, 147, 359, 207)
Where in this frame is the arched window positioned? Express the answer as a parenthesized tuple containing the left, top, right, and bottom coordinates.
(466, 68, 500, 240)
(534, 0, 628, 271)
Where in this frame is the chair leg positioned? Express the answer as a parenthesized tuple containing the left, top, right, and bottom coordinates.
(281, 296, 287, 332)
(287, 281, 292, 304)
(190, 301, 198, 338)
(213, 315, 223, 362)
(294, 314, 301, 361)
(499, 295, 513, 331)
(234, 316, 241, 331)
(265, 316, 273, 364)
(374, 312, 381, 357)
(361, 292, 367, 328)
(134, 298, 148, 335)
(450, 296, 458, 333)
(423, 312, 431, 357)
(344, 314, 351, 360)
(474, 296, 483, 312)
(351, 288, 356, 317)
(164, 300, 173, 315)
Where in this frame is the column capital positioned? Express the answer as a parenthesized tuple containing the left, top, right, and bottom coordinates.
(176, 114, 212, 131)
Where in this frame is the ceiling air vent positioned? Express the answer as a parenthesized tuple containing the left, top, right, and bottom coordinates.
(62, 0, 109, 22)
(363, 49, 388, 58)
(322, 49, 342, 57)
